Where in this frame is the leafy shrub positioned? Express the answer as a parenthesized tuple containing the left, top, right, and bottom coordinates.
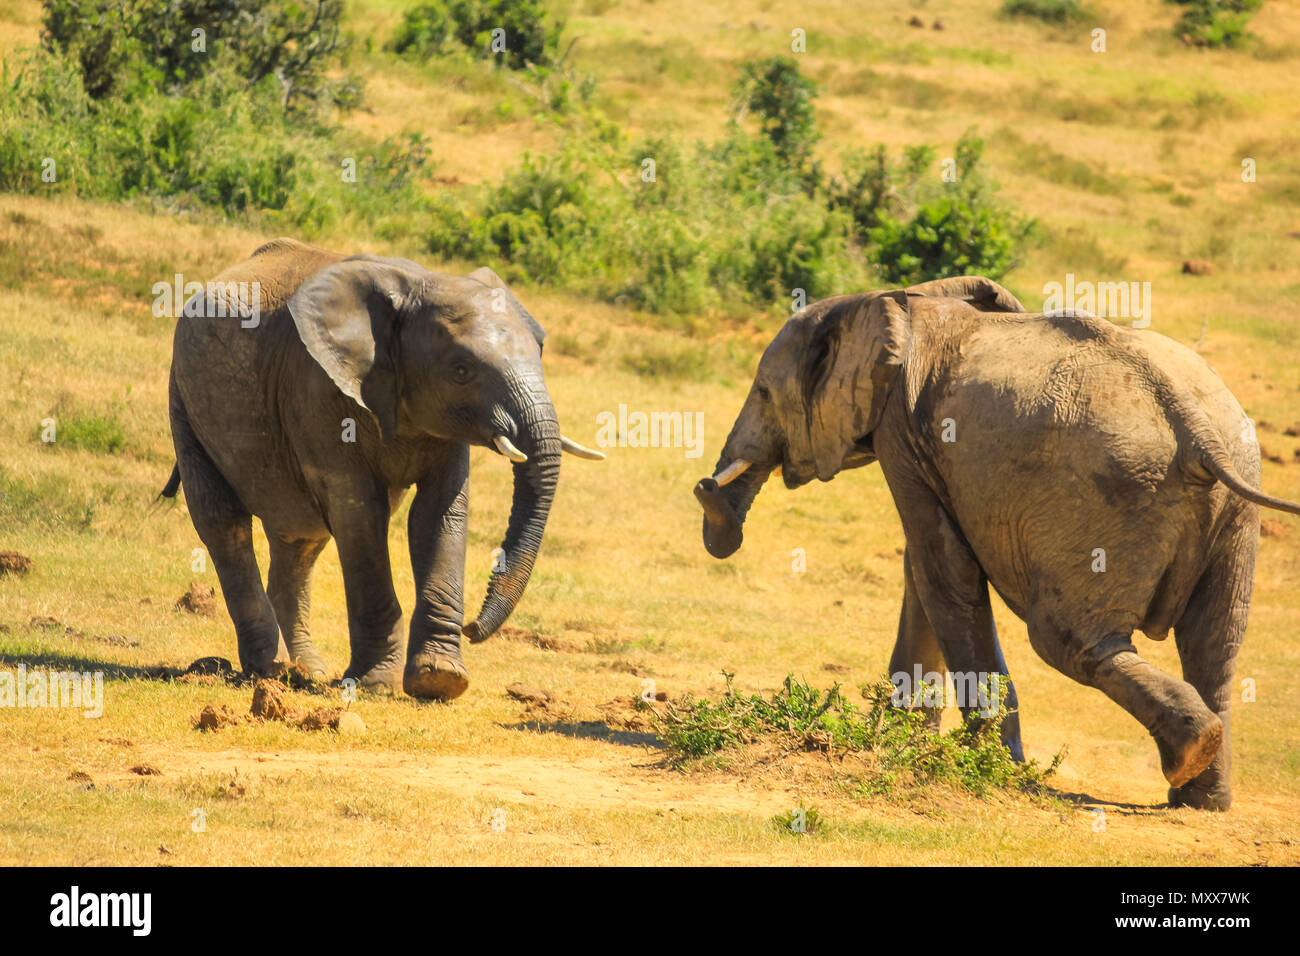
(1000, 0, 1097, 24)
(656, 673, 1063, 797)
(846, 132, 1035, 285)
(41, 0, 355, 110)
(1166, 0, 1263, 48)
(390, 0, 565, 70)
(0, 50, 430, 231)
(733, 56, 820, 171)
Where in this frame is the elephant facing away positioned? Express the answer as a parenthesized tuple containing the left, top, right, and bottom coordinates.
(695, 276, 1300, 810)
(164, 238, 602, 700)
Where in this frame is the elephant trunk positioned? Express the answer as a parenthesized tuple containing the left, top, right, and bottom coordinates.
(696, 457, 768, 559)
(463, 373, 561, 643)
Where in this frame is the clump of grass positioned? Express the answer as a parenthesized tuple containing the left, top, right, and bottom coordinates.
(772, 806, 825, 835)
(35, 404, 127, 455)
(656, 673, 1063, 797)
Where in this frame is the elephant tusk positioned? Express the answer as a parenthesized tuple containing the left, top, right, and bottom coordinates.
(712, 459, 752, 486)
(560, 435, 606, 460)
(493, 435, 528, 463)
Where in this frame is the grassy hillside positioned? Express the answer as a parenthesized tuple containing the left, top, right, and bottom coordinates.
(0, 0, 1297, 864)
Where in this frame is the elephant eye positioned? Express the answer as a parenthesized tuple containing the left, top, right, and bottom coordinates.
(756, 385, 771, 402)
(452, 363, 472, 383)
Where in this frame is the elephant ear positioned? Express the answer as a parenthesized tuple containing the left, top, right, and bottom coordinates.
(804, 291, 910, 481)
(287, 257, 425, 443)
(905, 275, 1025, 313)
(468, 266, 546, 351)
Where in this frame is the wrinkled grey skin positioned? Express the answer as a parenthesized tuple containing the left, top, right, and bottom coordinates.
(165, 238, 570, 701)
(697, 275, 1300, 810)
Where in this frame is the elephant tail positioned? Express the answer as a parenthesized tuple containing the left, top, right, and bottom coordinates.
(1200, 451, 1300, 516)
(1153, 362, 1300, 516)
(157, 463, 181, 501)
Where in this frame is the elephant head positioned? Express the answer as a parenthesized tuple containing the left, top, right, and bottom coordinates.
(287, 255, 602, 641)
(697, 276, 1024, 559)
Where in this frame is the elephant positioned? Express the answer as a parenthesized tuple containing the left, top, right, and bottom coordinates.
(161, 238, 602, 701)
(694, 275, 1300, 809)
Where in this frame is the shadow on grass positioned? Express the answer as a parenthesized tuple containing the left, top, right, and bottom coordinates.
(503, 718, 665, 749)
(0, 649, 180, 682)
(0, 649, 340, 697)
(1047, 787, 1170, 813)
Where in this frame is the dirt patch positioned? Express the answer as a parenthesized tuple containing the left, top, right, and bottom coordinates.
(497, 625, 582, 653)
(130, 764, 162, 776)
(0, 551, 33, 576)
(597, 695, 668, 733)
(174, 582, 217, 616)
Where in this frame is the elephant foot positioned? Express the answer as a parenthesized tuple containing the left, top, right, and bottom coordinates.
(1153, 710, 1223, 789)
(343, 642, 403, 694)
(287, 644, 330, 681)
(1168, 780, 1232, 812)
(237, 622, 281, 676)
(404, 654, 470, 702)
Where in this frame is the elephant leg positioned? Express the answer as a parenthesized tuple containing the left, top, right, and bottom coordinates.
(267, 533, 330, 679)
(173, 416, 279, 675)
(895, 493, 1024, 760)
(1168, 527, 1255, 811)
(888, 550, 947, 732)
(1025, 614, 1222, 791)
(403, 446, 472, 702)
(328, 485, 404, 693)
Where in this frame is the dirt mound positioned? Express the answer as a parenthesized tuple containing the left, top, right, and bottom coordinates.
(196, 704, 246, 731)
(175, 582, 217, 616)
(0, 551, 33, 576)
(196, 679, 362, 734)
(250, 679, 300, 721)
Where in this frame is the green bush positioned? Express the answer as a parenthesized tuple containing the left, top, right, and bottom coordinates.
(850, 132, 1035, 285)
(0, 50, 431, 232)
(1000, 0, 1097, 25)
(390, 0, 565, 70)
(733, 56, 820, 172)
(655, 673, 1064, 796)
(1166, 0, 1263, 48)
(41, 0, 356, 110)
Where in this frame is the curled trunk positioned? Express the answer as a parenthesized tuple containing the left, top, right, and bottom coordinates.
(697, 460, 769, 559)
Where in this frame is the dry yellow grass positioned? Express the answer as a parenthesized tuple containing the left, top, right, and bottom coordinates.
(0, 0, 1298, 864)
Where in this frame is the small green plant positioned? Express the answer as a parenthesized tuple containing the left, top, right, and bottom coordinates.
(656, 672, 1064, 797)
(1000, 0, 1097, 25)
(1166, 0, 1263, 49)
(773, 806, 825, 835)
(37, 406, 127, 455)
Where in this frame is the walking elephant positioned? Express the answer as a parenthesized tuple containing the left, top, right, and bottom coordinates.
(163, 238, 602, 700)
(694, 275, 1300, 809)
